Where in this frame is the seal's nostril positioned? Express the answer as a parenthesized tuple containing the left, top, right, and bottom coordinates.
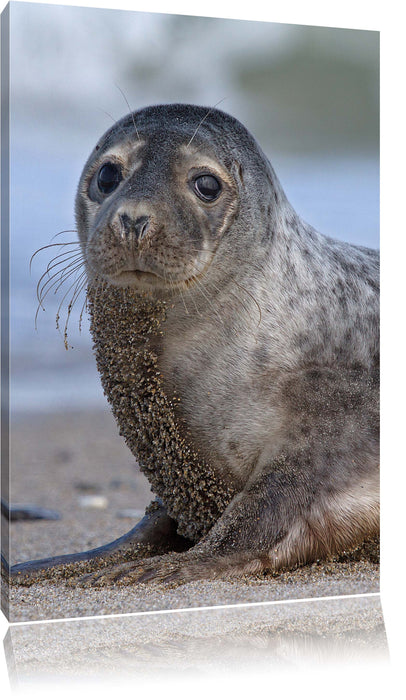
(118, 213, 133, 239)
(134, 215, 150, 241)
(118, 214, 150, 242)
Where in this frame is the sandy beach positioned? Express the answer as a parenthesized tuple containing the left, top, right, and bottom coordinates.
(4, 407, 379, 623)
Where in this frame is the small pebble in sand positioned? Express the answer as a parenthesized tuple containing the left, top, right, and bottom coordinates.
(116, 509, 145, 520)
(77, 495, 108, 509)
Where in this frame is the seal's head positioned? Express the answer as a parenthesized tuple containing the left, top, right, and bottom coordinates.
(75, 104, 279, 294)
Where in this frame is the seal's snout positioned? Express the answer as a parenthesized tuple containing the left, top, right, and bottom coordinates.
(118, 213, 150, 243)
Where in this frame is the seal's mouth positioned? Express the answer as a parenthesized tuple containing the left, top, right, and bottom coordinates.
(112, 268, 194, 288)
(110, 269, 161, 288)
(118, 269, 157, 281)
(105, 248, 216, 292)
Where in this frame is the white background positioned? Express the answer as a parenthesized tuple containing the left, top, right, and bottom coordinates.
(0, 0, 404, 698)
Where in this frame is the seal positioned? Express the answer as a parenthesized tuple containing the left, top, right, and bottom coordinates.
(10, 104, 379, 585)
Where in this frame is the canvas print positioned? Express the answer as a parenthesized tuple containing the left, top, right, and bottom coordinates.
(1, 1, 379, 624)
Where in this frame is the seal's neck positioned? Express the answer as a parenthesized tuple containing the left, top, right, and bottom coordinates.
(86, 281, 235, 541)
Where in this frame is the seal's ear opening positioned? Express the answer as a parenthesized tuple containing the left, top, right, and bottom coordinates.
(231, 160, 244, 184)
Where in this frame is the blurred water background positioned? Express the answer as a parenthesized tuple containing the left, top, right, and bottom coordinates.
(7, 2, 379, 413)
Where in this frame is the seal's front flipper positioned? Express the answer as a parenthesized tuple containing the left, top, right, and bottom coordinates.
(6, 500, 192, 585)
(79, 451, 379, 587)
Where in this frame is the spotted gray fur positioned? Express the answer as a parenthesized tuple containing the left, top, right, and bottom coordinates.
(11, 104, 379, 585)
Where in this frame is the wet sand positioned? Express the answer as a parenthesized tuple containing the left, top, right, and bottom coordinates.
(5, 408, 379, 623)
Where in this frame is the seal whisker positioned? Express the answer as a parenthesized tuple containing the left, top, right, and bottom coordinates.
(200, 275, 254, 328)
(50, 228, 79, 242)
(30, 241, 80, 272)
(178, 285, 191, 316)
(45, 247, 83, 272)
(37, 255, 85, 307)
(53, 270, 86, 317)
(35, 255, 84, 319)
(35, 259, 86, 331)
(183, 282, 203, 317)
(98, 108, 129, 140)
(187, 246, 268, 276)
(78, 289, 89, 333)
(48, 262, 85, 303)
(114, 83, 140, 140)
(187, 99, 226, 147)
(162, 253, 191, 316)
(66, 270, 88, 309)
(189, 273, 226, 326)
(38, 255, 85, 299)
(185, 252, 263, 327)
(62, 272, 88, 349)
(55, 269, 88, 334)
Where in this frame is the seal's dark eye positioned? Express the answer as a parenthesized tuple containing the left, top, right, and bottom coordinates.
(97, 162, 122, 195)
(194, 174, 222, 202)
